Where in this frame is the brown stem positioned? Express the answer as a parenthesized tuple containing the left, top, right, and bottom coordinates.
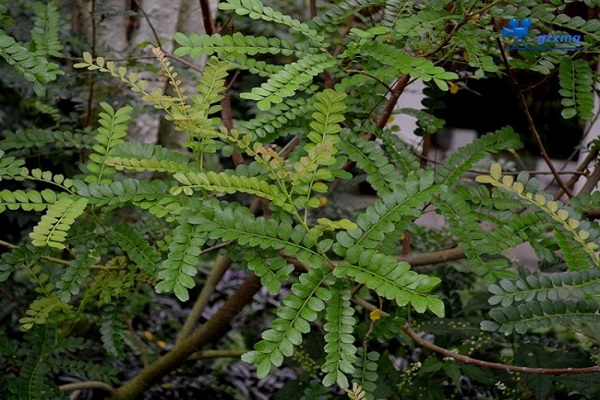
(376, 74, 411, 130)
(0, 239, 71, 266)
(109, 275, 261, 400)
(128, 320, 150, 368)
(309, 0, 317, 19)
(403, 325, 600, 375)
(220, 78, 245, 166)
(199, 0, 216, 35)
(420, 133, 431, 168)
(352, 297, 600, 375)
(586, 209, 600, 219)
(555, 148, 598, 200)
(398, 246, 465, 266)
(578, 162, 600, 195)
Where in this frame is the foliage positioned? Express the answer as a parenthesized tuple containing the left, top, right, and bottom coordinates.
(0, 1, 63, 96)
(1, 0, 600, 399)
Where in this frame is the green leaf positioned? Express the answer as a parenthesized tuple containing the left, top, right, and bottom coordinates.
(29, 197, 88, 249)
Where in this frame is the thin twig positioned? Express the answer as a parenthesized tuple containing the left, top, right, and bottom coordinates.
(0, 239, 70, 265)
(351, 297, 600, 375)
(403, 325, 600, 375)
(82, 0, 97, 128)
(128, 320, 150, 368)
(343, 69, 393, 92)
(496, 38, 573, 198)
(62, 55, 157, 62)
(416, 152, 586, 176)
(133, 0, 162, 48)
(168, 53, 205, 73)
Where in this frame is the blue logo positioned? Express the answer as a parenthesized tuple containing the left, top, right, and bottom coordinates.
(502, 18, 583, 51)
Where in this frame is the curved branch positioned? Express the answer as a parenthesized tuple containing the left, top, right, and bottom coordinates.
(59, 381, 114, 394)
(496, 38, 573, 198)
(351, 297, 600, 375)
(0, 239, 70, 266)
(109, 275, 261, 400)
(403, 325, 600, 375)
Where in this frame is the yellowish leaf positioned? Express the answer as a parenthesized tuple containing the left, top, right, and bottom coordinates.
(534, 194, 545, 205)
(475, 175, 494, 184)
(557, 209, 569, 221)
(502, 175, 514, 187)
(512, 182, 524, 194)
(490, 163, 502, 180)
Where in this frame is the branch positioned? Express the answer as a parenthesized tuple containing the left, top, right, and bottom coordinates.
(586, 209, 600, 219)
(199, 0, 216, 35)
(398, 246, 465, 266)
(59, 381, 114, 394)
(376, 74, 411, 130)
(177, 254, 232, 343)
(0, 240, 126, 271)
(555, 147, 598, 199)
(310, 0, 317, 19)
(0, 239, 70, 266)
(578, 161, 600, 195)
(351, 297, 600, 375)
(109, 275, 261, 400)
(188, 349, 247, 360)
(133, 0, 162, 48)
(496, 38, 573, 198)
(403, 325, 600, 375)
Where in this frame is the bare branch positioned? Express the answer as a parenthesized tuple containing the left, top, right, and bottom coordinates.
(59, 381, 114, 394)
(188, 349, 247, 360)
(403, 325, 600, 375)
(496, 38, 573, 198)
(352, 297, 600, 375)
